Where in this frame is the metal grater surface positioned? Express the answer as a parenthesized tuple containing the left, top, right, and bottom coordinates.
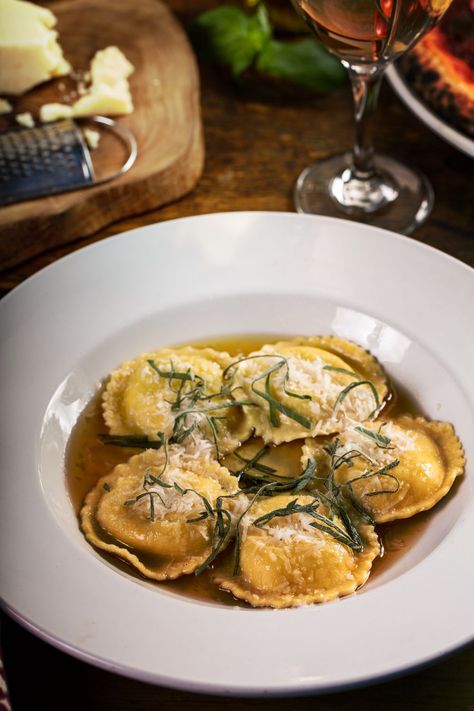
(0, 119, 95, 206)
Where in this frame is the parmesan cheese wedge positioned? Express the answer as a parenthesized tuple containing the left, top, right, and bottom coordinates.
(0, 0, 71, 95)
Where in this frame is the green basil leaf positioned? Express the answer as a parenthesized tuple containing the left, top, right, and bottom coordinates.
(189, 4, 272, 77)
(255, 37, 345, 91)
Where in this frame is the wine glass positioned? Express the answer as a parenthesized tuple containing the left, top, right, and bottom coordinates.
(291, 0, 453, 234)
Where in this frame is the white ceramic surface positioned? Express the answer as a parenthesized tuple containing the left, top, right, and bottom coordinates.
(1, 212, 473, 696)
(387, 65, 474, 159)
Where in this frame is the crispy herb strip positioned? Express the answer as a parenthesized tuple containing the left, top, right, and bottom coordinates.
(222, 353, 279, 380)
(170, 365, 191, 410)
(148, 359, 210, 411)
(354, 425, 393, 449)
(308, 514, 363, 551)
(193, 507, 233, 575)
(345, 483, 375, 524)
(223, 353, 312, 430)
(319, 434, 401, 525)
(342, 459, 401, 497)
(252, 497, 311, 527)
(322, 365, 361, 379)
(172, 483, 215, 518)
(124, 490, 167, 522)
(170, 399, 255, 453)
(147, 358, 194, 382)
(232, 483, 274, 576)
(189, 490, 250, 576)
(172, 399, 255, 427)
(240, 457, 317, 493)
(251, 359, 312, 429)
(192, 495, 238, 575)
(251, 384, 312, 429)
(322, 364, 381, 419)
(335, 380, 380, 419)
(265, 371, 279, 427)
(98, 433, 165, 449)
(233, 446, 277, 477)
(142, 434, 168, 487)
(206, 415, 222, 459)
(251, 494, 363, 552)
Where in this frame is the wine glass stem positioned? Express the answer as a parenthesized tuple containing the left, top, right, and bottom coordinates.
(347, 65, 384, 178)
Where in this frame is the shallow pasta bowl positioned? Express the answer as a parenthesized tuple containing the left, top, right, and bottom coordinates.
(1, 211, 473, 695)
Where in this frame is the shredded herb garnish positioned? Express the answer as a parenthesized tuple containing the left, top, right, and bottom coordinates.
(335, 380, 380, 419)
(322, 364, 382, 420)
(233, 445, 277, 478)
(342, 459, 401, 497)
(354, 425, 394, 449)
(239, 457, 317, 494)
(223, 354, 313, 430)
(124, 490, 168, 522)
(251, 497, 364, 551)
(147, 359, 194, 383)
(98, 347, 402, 582)
(187, 458, 318, 576)
(322, 365, 361, 379)
(319, 431, 401, 524)
(170, 399, 254, 458)
(98, 433, 165, 449)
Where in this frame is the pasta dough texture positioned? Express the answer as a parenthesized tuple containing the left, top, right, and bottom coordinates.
(227, 337, 388, 444)
(215, 494, 380, 607)
(302, 416, 465, 523)
(103, 346, 251, 454)
(81, 445, 242, 580)
(76, 336, 464, 609)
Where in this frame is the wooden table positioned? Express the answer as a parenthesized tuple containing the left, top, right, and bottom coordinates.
(1, 2, 473, 708)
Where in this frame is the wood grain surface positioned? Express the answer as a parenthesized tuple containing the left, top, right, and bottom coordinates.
(0, 0, 204, 269)
(1, 1, 473, 709)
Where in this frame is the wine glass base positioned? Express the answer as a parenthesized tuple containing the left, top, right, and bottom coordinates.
(294, 153, 434, 235)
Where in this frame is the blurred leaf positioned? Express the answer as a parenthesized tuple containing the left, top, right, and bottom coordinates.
(189, 4, 272, 76)
(190, 3, 346, 95)
(256, 37, 346, 91)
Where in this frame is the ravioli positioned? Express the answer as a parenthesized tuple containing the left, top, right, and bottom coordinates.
(103, 346, 251, 455)
(228, 338, 388, 445)
(80, 445, 243, 580)
(215, 494, 379, 608)
(302, 416, 465, 523)
(72, 335, 466, 609)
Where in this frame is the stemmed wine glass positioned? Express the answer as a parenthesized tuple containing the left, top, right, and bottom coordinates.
(291, 0, 453, 234)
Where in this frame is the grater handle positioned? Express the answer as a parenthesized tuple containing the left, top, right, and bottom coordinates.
(86, 115, 138, 184)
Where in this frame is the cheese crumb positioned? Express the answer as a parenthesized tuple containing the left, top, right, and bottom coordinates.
(39, 102, 73, 123)
(72, 46, 134, 117)
(40, 46, 134, 122)
(15, 111, 34, 128)
(0, 0, 71, 95)
(0, 98, 12, 114)
(83, 128, 100, 150)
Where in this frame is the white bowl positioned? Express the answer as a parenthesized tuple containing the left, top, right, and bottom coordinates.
(1, 212, 473, 695)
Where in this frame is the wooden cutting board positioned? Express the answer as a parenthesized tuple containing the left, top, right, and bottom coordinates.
(0, 0, 204, 269)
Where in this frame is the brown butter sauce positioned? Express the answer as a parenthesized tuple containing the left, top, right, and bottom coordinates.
(66, 335, 436, 605)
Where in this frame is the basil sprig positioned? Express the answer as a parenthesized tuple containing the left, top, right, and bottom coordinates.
(189, 4, 345, 92)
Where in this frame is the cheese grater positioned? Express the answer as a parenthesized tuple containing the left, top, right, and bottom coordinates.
(0, 116, 137, 206)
